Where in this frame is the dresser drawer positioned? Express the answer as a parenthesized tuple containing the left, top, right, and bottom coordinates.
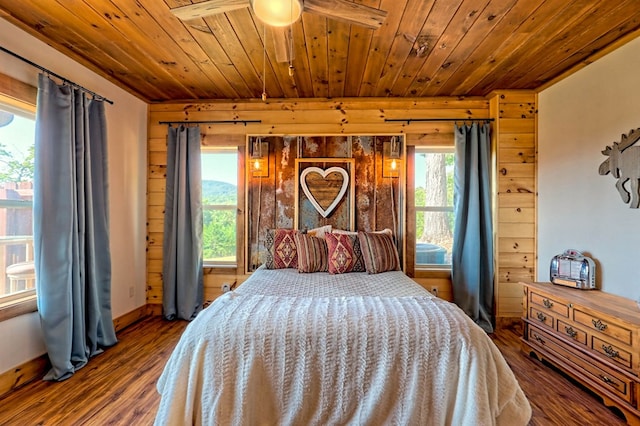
(528, 325, 633, 403)
(592, 336, 633, 370)
(574, 308, 633, 346)
(530, 306, 555, 330)
(530, 291, 569, 318)
(557, 319, 587, 346)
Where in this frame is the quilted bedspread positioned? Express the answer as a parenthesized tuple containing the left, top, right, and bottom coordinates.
(155, 269, 531, 425)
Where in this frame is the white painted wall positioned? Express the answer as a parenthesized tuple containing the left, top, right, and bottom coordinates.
(538, 36, 640, 301)
(0, 20, 148, 374)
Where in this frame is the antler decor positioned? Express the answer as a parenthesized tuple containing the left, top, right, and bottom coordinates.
(598, 127, 640, 208)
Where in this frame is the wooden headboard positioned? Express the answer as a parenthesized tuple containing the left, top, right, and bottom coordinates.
(245, 134, 405, 273)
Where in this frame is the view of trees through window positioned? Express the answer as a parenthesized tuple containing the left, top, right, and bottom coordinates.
(415, 149, 455, 266)
(0, 106, 35, 298)
(202, 150, 238, 264)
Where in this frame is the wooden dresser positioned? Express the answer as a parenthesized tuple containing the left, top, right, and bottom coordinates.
(521, 281, 640, 425)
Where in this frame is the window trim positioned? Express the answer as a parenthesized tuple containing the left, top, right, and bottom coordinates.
(0, 291, 36, 321)
(0, 80, 38, 322)
(201, 147, 239, 268)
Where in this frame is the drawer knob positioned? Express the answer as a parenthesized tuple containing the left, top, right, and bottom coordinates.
(537, 312, 547, 322)
(543, 298, 553, 309)
(602, 344, 620, 359)
(592, 319, 608, 331)
(533, 333, 545, 344)
(564, 326, 578, 339)
(599, 375, 618, 388)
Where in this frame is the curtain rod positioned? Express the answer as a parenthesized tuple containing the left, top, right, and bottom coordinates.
(385, 118, 494, 124)
(159, 120, 262, 126)
(0, 45, 114, 105)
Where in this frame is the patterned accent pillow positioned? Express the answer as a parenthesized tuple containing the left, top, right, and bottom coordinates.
(325, 232, 366, 274)
(357, 230, 401, 274)
(265, 228, 298, 269)
(294, 231, 328, 273)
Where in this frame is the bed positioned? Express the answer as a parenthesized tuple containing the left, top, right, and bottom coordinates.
(154, 264, 531, 425)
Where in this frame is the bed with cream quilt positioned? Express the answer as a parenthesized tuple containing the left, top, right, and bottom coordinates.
(155, 267, 531, 425)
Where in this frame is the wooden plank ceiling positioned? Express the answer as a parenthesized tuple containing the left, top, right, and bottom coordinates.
(0, 0, 639, 103)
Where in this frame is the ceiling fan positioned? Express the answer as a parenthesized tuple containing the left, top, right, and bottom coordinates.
(170, 0, 388, 63)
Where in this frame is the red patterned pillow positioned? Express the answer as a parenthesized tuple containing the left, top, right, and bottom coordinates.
(265, 228, 298, 269)
(357, 230, 401, 274)
(294, 232, 328, 273)
(325, 232, 365, 274)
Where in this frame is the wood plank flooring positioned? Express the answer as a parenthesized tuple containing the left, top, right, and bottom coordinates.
(0, 316, 628, 425)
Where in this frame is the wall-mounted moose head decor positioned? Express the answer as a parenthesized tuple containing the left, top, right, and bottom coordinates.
(598, 128, 640, 208)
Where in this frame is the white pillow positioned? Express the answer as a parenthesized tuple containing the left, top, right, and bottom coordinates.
(333, 228, 392, 236)
(303, 224, 332, 238)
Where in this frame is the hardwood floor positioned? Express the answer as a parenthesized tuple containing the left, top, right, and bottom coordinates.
(490, 323, 627, 426)
(0, 316, 628, 425)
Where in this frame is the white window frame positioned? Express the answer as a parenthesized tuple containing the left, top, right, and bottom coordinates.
(0, 95, 37, 321)
(201, 147, 238, 268)
(414, 146, 455, 270)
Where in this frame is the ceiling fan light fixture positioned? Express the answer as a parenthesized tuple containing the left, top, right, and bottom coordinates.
(251, 0, 302, 27)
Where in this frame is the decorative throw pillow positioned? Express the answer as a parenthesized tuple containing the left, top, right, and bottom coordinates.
(264, 228, 298, 269)
(325, 232, 366, 274)
(294, 231, 328, 273)
(357, 230, 401, 274)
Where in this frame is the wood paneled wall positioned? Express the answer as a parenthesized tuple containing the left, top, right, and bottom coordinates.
(491, 91, 538, 320)
(147, 95, 537, 322)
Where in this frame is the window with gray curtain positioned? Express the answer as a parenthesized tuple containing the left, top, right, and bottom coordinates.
(451, 122, 494, 333)
(162, 125, 203, 321)
(34, 74, 116, 381)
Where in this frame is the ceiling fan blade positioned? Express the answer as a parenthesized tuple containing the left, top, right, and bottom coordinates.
(303, 0, 387, 30)
(272, 27, 295, 63)
(170, 0, 250, 20)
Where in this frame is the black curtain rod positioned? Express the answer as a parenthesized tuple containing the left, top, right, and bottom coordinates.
(385, 118, 494, 123)
(159, 120, 262, 126)
(0, 45, 114, 105)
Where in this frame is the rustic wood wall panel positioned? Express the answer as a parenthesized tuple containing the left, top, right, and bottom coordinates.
(146, 97, 533, 324)
(298, 136, 353, 158)
(352, 136, 376, 233)
(490, 91, 538, 320)
(245, 134, 401, 272)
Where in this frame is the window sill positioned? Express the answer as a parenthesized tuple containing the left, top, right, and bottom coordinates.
(203, 262, 237, 267)
(203, 264, 239, 274)
(414, 268, 452, 279)
(0, 293, 37, 322)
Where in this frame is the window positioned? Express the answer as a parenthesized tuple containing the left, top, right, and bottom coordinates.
(0, 104, 36, 305)
(201, 148, 238, 266)
(415, 147, 455, 268)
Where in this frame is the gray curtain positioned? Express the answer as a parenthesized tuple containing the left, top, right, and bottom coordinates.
(162, 125, 203, 321)
(34, 74, 117, 381)
(452, 122, 494, 333)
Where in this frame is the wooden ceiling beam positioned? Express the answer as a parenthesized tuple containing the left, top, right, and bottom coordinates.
(304, 0, 387, 30)
(170, 0, 250, 21)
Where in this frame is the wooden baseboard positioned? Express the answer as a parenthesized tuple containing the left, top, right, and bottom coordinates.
(113, 305, 151, 332)
(0, 304, 150, 399)
(147, 303, 162, 316)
